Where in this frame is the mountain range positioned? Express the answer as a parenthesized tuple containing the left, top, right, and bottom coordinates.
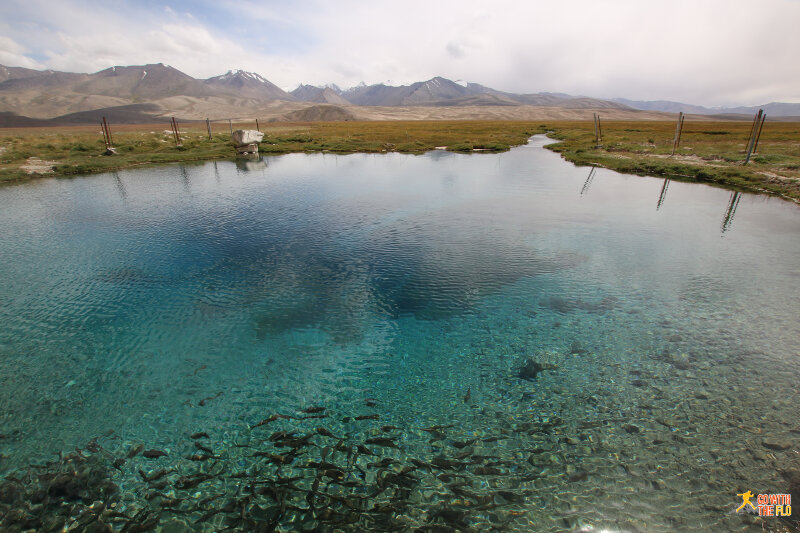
(612, 98, 800, 118)
(0, 63, 797, 126)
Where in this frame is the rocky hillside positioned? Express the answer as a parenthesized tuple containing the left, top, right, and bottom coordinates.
(205, 70, 295, 101)
(2, 62, 793, 124)
(290, 84, 350, 105)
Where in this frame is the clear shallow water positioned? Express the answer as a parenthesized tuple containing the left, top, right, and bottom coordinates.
(0, 136, 799, 531)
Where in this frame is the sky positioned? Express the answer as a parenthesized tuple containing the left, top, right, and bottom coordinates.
(1, 0, 799, 106)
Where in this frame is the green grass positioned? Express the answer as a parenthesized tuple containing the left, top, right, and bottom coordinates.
(540, 120, 800, 201)
(1, 120, 798, 202)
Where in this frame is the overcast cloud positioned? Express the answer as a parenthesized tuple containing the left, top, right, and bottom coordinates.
(1, 0, 798, 106)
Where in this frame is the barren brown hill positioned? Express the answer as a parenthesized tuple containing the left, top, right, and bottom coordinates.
(275, 104, 357, 122)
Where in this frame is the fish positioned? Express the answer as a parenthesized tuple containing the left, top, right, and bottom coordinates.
(367, 458, 396, 469)
(174, 473, 214, 490)
(380, 425, 399, 432)
(409, 458, 432, 470)
(142, 449, 167, 459)
(495, 490, 526, 503)
(321, 468, 345, 480)
(355, 414, 380, 421)
(356, 444, 376, 456)
(126, 443, 144, 458)
(274, 434, 314, 449)
(303, 460, 339, 470)
(431, 456, 464, 470)
(451, 439, 477, 449)
(316, 427, 338, 439)
(421, 425, 453, 440)
(251, 414, 280, 428)
(159, 497, 183, 508)
(302, 406, 326, 414)
(187, 453, 212, 461)
(198, 391, 222, 406)
(190, 432, 209, 439)
(421, 424, 454, 432)
(112, 458, 126, 470)
(463, 387, 471, 403)
(473, 466, 502, 475)
(320, 446, 331, 461)
(138, 468, 169, 483)
(194, 442, 213, 454)
(252, 452, 294, 465)
(85, 437, 101, 453)
(454, 449, 474, 460)
(364, 398, 378, 407)
(268, 430, 296, 441)
(149, 479, 169, 490)
(364, 437, 398, 448)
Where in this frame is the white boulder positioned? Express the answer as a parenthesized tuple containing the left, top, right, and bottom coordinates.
(231, 129, 264, 147)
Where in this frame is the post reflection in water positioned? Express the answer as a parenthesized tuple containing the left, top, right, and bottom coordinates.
(721, 191, 741, 233)
(580, 166, 596, 196)
(656, 178, 670, 210)
(112, 171, 127, 201)
(179, 164, 190, 191)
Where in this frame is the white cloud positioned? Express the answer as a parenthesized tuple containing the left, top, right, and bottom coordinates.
(1, 0, 798, 105)
(0, 34, 43, 69)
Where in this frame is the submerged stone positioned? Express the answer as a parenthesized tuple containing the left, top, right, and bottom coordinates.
(517, 358, 556, 381)
(762, 439, 792, 451)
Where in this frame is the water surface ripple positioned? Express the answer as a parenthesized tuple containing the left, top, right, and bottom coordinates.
(0, 136, 798, 531)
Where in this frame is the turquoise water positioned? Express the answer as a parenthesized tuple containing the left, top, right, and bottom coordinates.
(0, 136, 799, 531)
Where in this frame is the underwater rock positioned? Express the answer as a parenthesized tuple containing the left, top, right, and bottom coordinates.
(517, 357, 556, 381)
(762, 439, 792, 451)
(567, 471, 588, 483)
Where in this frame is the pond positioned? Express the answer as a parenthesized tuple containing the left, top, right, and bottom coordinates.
(0, 136, 798, 531)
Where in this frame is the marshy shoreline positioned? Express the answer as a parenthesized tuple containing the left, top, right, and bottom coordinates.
(1, 120, 798, 203)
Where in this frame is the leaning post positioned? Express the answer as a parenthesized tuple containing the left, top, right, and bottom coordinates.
(101, 118, 110, 150)
(593, 113, 599, 146)
(171, 117, 182, 147)
(671, 112, 685, 155)
(206, 118, 213, 141)
(744, 109, 763, 165)
(752, 113, 766, 155)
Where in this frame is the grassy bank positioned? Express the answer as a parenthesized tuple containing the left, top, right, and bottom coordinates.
(1, 120, 798, 202)
(0, 121, 539, 183)
(542, 120, 800, 202)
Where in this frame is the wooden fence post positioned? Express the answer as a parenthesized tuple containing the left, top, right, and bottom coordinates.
(256, 119, 260, 132)
(229, 119, 233, 135)
(206, 118, 213, 141)
(101, 117, 112, 150)
(171, 117, 182, 147)
(593, 114, 600, 146)
(744, 109, 763, 165)
(752, 113, 766, 155)
(671, 112, 685, 155)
